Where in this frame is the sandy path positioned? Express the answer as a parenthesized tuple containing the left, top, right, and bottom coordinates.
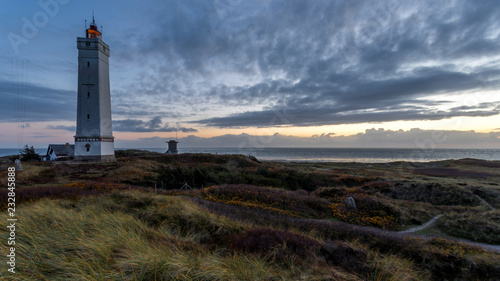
(399, 215, 443, 233)
(396, 201, 499, 252)
(475, 194, 495, 211)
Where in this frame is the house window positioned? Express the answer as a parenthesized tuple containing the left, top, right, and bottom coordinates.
(87, 61, 90, 68)
(87, 114, 90, 120)
(87, 92, 90, 98)
(86, 42, 90, 47)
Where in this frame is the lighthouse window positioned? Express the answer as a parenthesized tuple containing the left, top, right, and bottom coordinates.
(87, 92, 90, 98)
(87, 114, 90, 120)
(85, 143, 91, 152)
(87, 61, 90, 68)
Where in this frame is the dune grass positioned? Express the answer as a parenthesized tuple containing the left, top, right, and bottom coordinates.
(1, 152, 500, 280)
(0, 191, 363, 280)
(1, 188, 498, 280)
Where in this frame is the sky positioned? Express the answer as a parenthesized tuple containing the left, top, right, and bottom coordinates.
(1, 0, 500, 149)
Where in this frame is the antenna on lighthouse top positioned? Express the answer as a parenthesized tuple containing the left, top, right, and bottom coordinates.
(86, 11, 102, 39)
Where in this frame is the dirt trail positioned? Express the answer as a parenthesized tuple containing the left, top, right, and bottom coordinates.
(318, 214, 500, 253)
(404, 232, 500, 253)
(399, 215, 443, 233)
(394, 215, 500, 253)
(442, 236, 500, 253)
(396, 199, 499, 253)
(475, 194, 495, 211)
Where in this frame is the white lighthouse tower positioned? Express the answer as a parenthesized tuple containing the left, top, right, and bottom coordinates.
(74, 16, 115, 161)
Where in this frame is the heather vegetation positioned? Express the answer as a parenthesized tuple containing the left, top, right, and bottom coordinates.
(0, 150, 499, 280)
(436, 210, 500, 244)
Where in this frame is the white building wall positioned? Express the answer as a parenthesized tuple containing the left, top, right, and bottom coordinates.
(98, 46, 113, 138)
(101, 141, 114, 155)
(74, 36, 115, 161)
(74, 139, 114, 161)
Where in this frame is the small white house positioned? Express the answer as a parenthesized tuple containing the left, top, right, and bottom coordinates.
(46, 143, 75, 161)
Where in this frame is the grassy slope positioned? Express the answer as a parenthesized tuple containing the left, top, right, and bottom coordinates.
(0, 192, 362, 280)
(0, 150, 499, 280)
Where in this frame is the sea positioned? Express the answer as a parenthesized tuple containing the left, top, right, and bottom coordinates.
(2, 147, 500, 163)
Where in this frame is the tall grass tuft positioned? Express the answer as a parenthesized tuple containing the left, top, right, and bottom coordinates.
(1, 191, 366, 280)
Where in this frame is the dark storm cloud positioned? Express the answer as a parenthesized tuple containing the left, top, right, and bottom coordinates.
(118, 0, 500, 127)
(0, 80, 76, 122)
(5, 0, 499, 129)
(113, 117, 197, 132)
(199, 65, 500, 127)
(196, 105, 500, 128)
